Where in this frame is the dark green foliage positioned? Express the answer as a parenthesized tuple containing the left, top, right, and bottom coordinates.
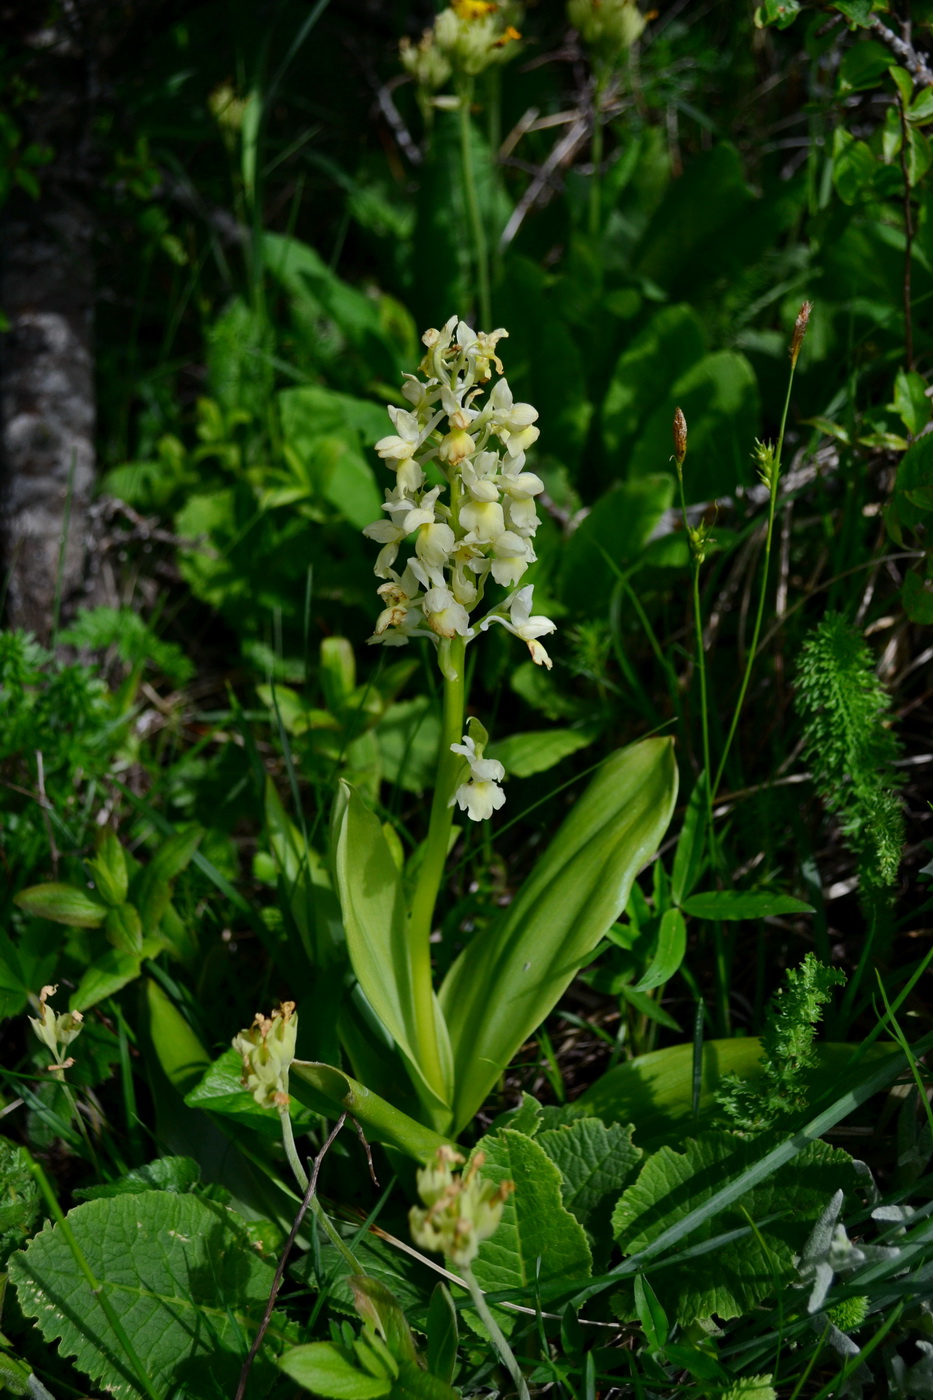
(795, 613, 905, 892)
(716, 954, 845, 1132)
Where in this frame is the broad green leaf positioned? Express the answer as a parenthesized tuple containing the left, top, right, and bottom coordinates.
(350, 1277, 418, 1364)
(470, 1130, 592, 1316)
(148, 826, 204, 882)
(185, 1048, 313, 1138)
(70, 950, 141, 1012)
(536, 1118, 640, 1239)
(628, 351, 760, 503)
(832, 126, 876, 205)
(833, 0, 873, 25)
(578, 1038, 901, 1150)
(440, 738, 678, 1132)
(903, 567, 933, 624)
(290, 1061, 452, 1163)
(278, 385, 383, 530)
(720, 1378, 777, 1400)
(9, 1193, 285, 1399)
(487, 726, 598, 779)
(836, 40, 892, 94)
(892, 433, 933, 533)
(633, 908, 686, 991)
(893, 368, 931, 437)
(104, 903, 143, 955)
(13, 883, 107, 929)
(681, 890, 813, 920)
(907, 125, 933, 187)
(377, 698, 442, 793)
(634, 146, 754, 294)
(279, 1341, 390, 1398)
(426, 1285, 459, 1385)
(611, 1131, 857, 1323)
(889, 65, 913, 108)
(334, 785, 453, 1124)
(559, 476, 675, 606)
(909, 85, 933, 124)
(144, 977, 212, 1096)
(601, 306, 706, 461)
(88, 831, 128, 907)
(75, 1157, 201, 1201)
(321, 636, 357, 710)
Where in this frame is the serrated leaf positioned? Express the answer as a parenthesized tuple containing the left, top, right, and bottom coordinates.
(9, 1193, 285, 1398)
(720, 1375, 777, 1400)
(440, 739, 678, 1132)
(681, 890, 813, 920)
(13, 884, 107, 929)
(74, 1157, 201, 1202)
(537, 1118, 641, 1237)
(469, 1131, 591, 1330)
(611, 1131, 857, 1324)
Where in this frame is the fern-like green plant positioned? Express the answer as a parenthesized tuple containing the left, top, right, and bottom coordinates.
(716, 953, 845, 1132)
(794, 612, 904, 894)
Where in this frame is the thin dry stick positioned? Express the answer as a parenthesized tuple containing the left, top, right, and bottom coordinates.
(34, 751, 59, 877)
(235, 1113, 348, 1400)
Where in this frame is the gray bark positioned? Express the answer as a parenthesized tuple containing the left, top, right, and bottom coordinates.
(0, 197, 96, 637)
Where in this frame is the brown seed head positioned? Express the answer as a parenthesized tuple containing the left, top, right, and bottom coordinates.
(790, 300, 812, 368)
(673, 406, 687, 467)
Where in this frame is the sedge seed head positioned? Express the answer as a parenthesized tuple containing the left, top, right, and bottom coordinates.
(790, 300, 812, 368)
(672, 406, 687, 468)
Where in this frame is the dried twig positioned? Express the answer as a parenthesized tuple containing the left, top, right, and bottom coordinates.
(869, 17, 933, 88)
(235, 1113, 348, 1400)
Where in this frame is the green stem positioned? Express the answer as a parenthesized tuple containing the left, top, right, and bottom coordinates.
(589, 69, 606, 239)
(27, 1157, 164, 1400)
(458, 80, 492, 328)
(711, 363, 796, 803)
(463, 1264, 531, 1400)
(677, 472, 727, 1033)
(406, 636, 466, 1100)
(279, 1108, 362, 1273)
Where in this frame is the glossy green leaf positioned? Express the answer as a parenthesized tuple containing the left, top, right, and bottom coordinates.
(681, 890, 813, 920)
(289, 1061, 452, 1163)
(832, 126, 876, 205)
(633, 908, 686, 991)
(440, 738, 678, 1132)
(144, 977, 212, 1096)
(13, 883, 107, 929)
(334, 784, 453, 1123)
(836, 40, 891, 94)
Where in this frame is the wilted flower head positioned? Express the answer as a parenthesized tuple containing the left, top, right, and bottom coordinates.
(409, 1145, 514, 1267)
(672, 407, 687, 470)
(29, 985, 83, 1074)
(568, 0, 647, 60)
(233, 1002, 298, 1110)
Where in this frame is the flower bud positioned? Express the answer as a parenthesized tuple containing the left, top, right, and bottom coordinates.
(672, 407, 687, 469)
(233, 1002, 298, 1110)
(790, 300, 812, 369)
(29, 985, 84, 1068)
(410, 1146, 514, 1267)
